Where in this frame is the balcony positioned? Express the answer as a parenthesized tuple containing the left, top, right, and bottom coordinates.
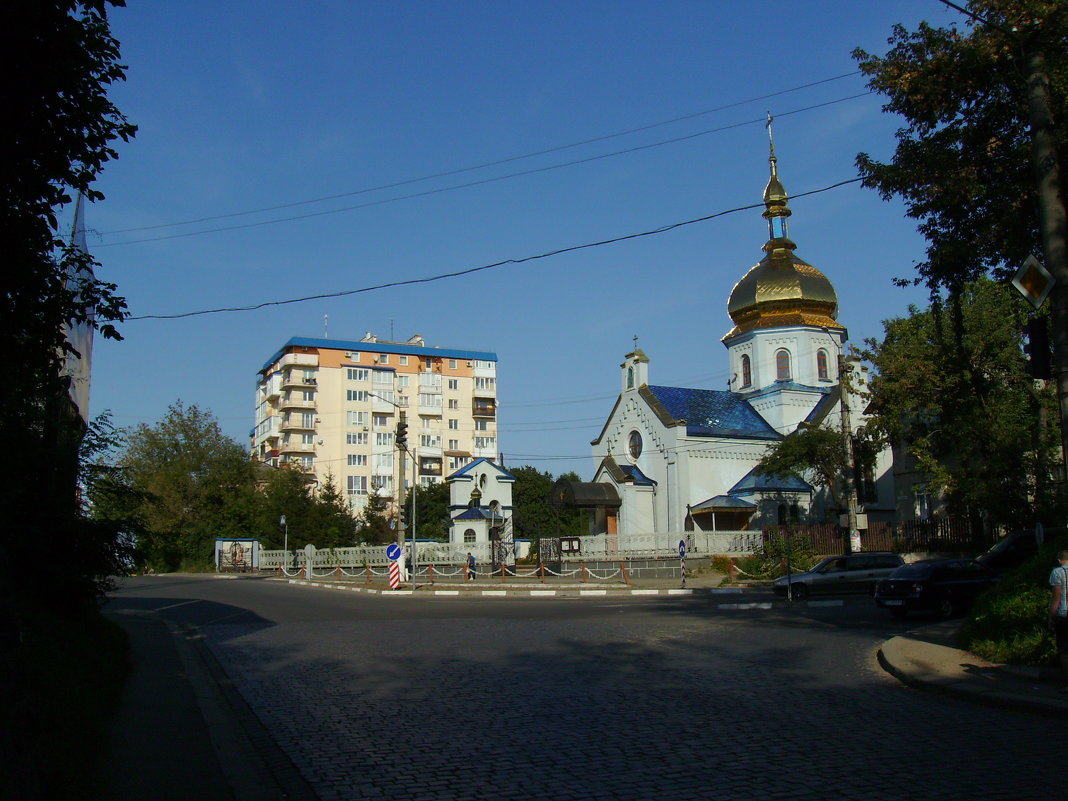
(260, 375, 283, 400)
(278, 396, 316, 411)
(281, 372, 317, 390)
(279, 352, 319, 370)
(472, 400, 496, 418)
(279, 440, 316, 454)
(279, 417, 316, 433)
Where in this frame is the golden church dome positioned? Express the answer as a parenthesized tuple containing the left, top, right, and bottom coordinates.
(724, 141, 842, 339)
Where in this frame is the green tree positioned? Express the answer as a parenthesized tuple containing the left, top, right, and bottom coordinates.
(357, 488, 394, 545)
(313, 473, 359, 549)
(757, 423, 850, 514)
(1, 0, 135, 605)
(410, 480, 451, 540)
(861, 279, 1062, 526)
(509, 466, 584, 540)
(853, 1, 1066, 290)
(115, 402, 255, 570)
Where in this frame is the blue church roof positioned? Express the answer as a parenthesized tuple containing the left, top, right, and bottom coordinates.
(729, 467, 813, 495)
(618, 464, 656, 486)
(647, 386, 782, 440)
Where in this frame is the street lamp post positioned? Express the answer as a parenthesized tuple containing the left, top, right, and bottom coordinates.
(280, 514, 288, 571)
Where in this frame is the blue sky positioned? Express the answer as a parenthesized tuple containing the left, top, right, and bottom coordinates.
(80, 0, 957, 479)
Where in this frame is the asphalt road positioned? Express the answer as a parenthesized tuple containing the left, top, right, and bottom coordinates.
(107, 575, 1066, 801)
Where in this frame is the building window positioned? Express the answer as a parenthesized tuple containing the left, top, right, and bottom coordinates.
(347, 390, 369, 402)
(419, 393, 443, 409)
(448, 399, 459, 410)
(448, 439, 459, 450)
(347, 475, 367, 496)
(817, 349, 829, 381)
(449, 359, 457, 370)
(347, 411, 367, 427)
(301, 433, 314, 445)
(628, 430, 643, 461)
(373, 370, 393, 387)
(475, 419, 488, 431)
(379, 354, 389, 365)
(347, 432, 367, 445)
(348, 454, 367, 466)
(420, 434, 441, 448)
(448, 419, 459, 430)
(376, 432, 394, 447)
(302, 390, 315, 401)
(347, 368, 369, 381)
(475, 360, 494, 370)
(627, 366, 634, 389)
(464, 529, 476, 544)
(399, 355, 408, 365)
(398, 375, 410, 389)
(475, 377, 495, 391)
(373, 414, 390, 428)
(448, 379, 459, 390)
(775, 349, 791, 380)
(374, 452, 394, 471)
(474, 436, 496, 450)
(740, 354, 752, 387)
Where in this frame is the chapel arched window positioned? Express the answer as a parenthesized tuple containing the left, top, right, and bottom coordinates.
(741, 354, 752, 388)
(817, 349, 829, 381)
(776, 349, 791, 380)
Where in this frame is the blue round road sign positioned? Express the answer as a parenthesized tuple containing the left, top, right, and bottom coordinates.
(678, 540, 687, 559)
(385, 543, 402, 561)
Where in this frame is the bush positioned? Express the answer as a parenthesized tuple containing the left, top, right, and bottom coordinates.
(734, 530, 818, 580)
(959, 535, 1066, 666)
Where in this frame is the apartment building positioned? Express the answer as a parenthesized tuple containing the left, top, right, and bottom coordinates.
(253, 333, 499, 512)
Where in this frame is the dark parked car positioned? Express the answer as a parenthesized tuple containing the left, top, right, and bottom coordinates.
(874, 558, 998, 618)
(772, 552, 904, 600)
(976, 530, 1038, 574)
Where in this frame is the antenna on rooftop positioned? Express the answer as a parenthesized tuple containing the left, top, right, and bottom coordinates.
(324, 313, 329, 338)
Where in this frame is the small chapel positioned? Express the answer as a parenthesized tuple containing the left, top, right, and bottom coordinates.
(569, 139, 896, 537)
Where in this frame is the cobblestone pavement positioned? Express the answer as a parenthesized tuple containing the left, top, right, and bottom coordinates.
(198, 594, 1068, 801)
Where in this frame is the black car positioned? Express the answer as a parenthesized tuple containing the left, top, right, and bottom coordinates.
(976, 530, 1038, 574)
(874, 558, 998, 618)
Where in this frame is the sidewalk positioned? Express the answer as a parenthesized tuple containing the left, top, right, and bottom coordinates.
(101, 610, 317, 801)
(878, 620, 1068, 717)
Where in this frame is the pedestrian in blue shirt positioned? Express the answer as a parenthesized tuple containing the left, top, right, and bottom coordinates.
(466, 552, 476, 582)
(1048, 550, 1068, 691)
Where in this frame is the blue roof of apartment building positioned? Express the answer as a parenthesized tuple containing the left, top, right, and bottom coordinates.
(260, 336, 498, 373)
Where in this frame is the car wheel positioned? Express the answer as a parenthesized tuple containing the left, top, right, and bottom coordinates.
(790, 583, 808, 601)
(936, 597, 955, 618)
(889, 607, 908, 619)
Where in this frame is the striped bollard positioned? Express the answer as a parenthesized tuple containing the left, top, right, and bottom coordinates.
(388, 560, 401, 589)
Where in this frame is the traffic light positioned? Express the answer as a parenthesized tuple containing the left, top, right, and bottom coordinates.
(1024, 317, 1052, 380)
(400, 499, 412, 531)
(396, 419, 408, 448)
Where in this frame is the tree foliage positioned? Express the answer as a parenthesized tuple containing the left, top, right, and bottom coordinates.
(410, 481, 451, 541)
(509, 466, 584, 540)
(862, 279, 1062, 525)
(757, 424, 849, 510)
(853, 0, 1067, 290)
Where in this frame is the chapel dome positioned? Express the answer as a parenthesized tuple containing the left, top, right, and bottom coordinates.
(723, 143, 842, 339)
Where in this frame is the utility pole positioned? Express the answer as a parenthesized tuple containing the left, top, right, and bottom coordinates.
(837, 349, 860, 554)
(395, 411, 408, 549)
(1025, 49, 1068, 481)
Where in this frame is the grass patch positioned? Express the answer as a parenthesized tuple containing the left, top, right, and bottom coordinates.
(959, 535, 1066, 666)
(3, 606, 130, 800)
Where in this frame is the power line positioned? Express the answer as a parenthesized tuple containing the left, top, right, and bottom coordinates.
(99, 71, 861, 236)
(98, 92, 871, 248)
(127, 176, 861, 321)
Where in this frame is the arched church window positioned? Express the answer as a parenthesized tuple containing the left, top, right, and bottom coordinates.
(628, 430, 643, 461)
(464, 528, 476, 544)
(627, 366, 634, 389)
(776, 349, 791, 380)
(740, 354, 752, 387)
(817, 349, 829, 380)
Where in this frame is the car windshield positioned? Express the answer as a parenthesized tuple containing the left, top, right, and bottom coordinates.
(888, 563, 933, 579)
